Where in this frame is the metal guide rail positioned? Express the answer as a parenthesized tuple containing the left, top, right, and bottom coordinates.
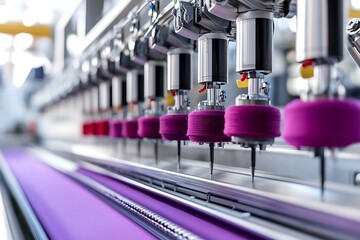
(30, 147, 276, 239)
(37, 144, 360, 240)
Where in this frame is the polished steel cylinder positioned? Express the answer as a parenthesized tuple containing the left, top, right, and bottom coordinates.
(112, 76, 127, 108)
(167, 48, 193, 91)
(198, 33, 228, 84)
(126, 69, 144, 104)
(90, 86, 99, 114)
(99, 81, 111, 111)
(236, 11, 273, 74)
(296, 0, 343, 62)
(144, 60, 166, 99)
(83, 90, 91, 114)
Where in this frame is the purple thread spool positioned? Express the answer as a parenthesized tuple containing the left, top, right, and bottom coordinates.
(224, 105, 281, 139)
(159, 114, 189, 141)
(109, 120, 123, 138)
(284, 98, 360, 148)
(122, 119, 140, 139)
(187, 110, 230, 143)
(137, 116, 161, 139)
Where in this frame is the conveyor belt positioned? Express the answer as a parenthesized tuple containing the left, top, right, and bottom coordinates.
(1, 148, 156, 240)
(0, 147, 270, 239)
(75, 167, 258, 240)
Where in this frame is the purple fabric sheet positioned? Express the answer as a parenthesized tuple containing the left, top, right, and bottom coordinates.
(224, 105, 281, 139)
(2, 149, 155, 240)
(284, 98, 360, 147)
(77, 168, 262, 240)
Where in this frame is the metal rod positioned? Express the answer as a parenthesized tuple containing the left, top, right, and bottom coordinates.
(319, 148, 325, 195)
(209, 143, 215, 176)
(137, 139, 141, 158)
(314, 148, 326, 195)
(123, 139, 127, 153)
(154, 140, 158, 164)
(251, 146, 256, 183)
(177, 140, 181, 171)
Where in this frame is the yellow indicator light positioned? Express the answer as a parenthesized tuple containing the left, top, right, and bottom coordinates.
(236, 78, 249, 89)
(300, 65, 314, 79)
(164, 91, 175, 107)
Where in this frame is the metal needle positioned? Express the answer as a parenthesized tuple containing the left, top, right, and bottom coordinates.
(209, 143, 215, 176)
(137, 139, 141, 158)
(319, 148, 325, 195)
(177, 140, 181, 171)
(315, 148, 326, 195)
(251, 146, 256, 183)
(154, 140, 158, 164)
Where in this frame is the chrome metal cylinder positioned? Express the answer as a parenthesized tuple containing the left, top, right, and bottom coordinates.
(99, 81, 110, 112)
(296, 0, 343, 62)
(236, 11, 273, 74)
(90, 86, 99, 114)
(83, 90, 91, 115)
(167, 48, 193, 91)
(198, 33, 228, 84)
(144, 60, 166, 99)
(206, 88, 220, 106)
(112, 76, 127, 109)
(248, 78, 262, 97)
(126, 69, 144, 104)
(310, 64, 336, 97)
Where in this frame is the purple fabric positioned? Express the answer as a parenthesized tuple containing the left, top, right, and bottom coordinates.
(284, 98, 360, 147)
(137, 116, 161, 139)
(122, 119, 140, 139)
(2, 149, 155, 240)
(109, 119, 123, 138)
(187, 110, 231, 143)
(77, 168, 259, 240)
(159, 114, 189, 141)
(224, 105, 281, 139)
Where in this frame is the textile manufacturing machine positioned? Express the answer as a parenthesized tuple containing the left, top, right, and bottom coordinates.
(3, 0, 360, 239)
